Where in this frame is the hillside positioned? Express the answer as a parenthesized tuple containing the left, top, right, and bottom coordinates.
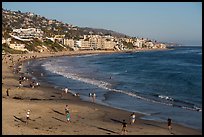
(2, 8, 167, 54)
(2, 8, 128, 39)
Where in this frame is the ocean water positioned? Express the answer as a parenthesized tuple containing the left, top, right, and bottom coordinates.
(25, 46, 202, 130)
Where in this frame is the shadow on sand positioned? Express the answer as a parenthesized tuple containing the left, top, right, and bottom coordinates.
(52, 117, 67, 123)
(52, 109, 65, 116)
(110, 118, 123, 124)
(96, 126, 119, 135)
(13, 115, 26, 123)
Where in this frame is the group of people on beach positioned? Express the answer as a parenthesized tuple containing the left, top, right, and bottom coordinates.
(18, 75, 40, 89)
(120, 112, 136, 135)
(3, 53, 174, 135)
(25, 105, 72, 125)
(89, 92, 96, 102)
(120, 113, 172, 135)
(3, 53, 41, 89)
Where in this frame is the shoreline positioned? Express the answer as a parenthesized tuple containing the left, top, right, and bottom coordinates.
(2, 49, 202, 135)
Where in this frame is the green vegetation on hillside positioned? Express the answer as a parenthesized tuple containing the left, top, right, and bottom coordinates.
(43, 39, 64, 52)
(122, 41, 134, 49)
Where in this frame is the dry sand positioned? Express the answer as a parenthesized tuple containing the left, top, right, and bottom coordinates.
(2, 50, 202, 135)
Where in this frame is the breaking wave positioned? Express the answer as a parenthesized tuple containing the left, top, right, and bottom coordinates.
(42, 61, 202, 112)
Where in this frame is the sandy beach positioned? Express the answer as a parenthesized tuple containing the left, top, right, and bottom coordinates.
(2, 49, 202, 135)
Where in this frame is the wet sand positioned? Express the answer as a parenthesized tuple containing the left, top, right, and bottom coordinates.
(2, 50, 202, 135)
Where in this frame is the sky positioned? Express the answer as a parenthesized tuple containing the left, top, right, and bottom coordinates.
(2, 2, 202, 45)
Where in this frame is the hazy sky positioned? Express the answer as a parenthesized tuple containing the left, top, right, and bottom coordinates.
(2, 2, 202, 45)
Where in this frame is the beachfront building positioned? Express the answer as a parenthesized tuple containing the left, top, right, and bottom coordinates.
(81, 34, 118, 50)
(46, 37, 55, 42)
(54, 35, 65, 43)
(80, 40, 92, 50)
(89, 36, 99, 50)
(2, 38, 11, 45)
(155, 43, 166, 48)
(39, 34, 166, 51)
(2, 37, 6, 44)
(72, 40, 82, 50)
(63, 39, 75, 48)
(133, 41, 142, 48)
(160, 44, 166, 48)
(9, 43, 27, 51)
(145, 41, 154, 48)
(105, 41, 116, 50)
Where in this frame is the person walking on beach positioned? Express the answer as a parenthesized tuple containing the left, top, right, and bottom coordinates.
(64, 88, 68, 94)
(167, 118, 172, 132)
(30, 81, 35, 88)
(92, 92, 96, 103)
(64, 88, 68, 95)
(19, 80, 22, 87)
(121, 120, 128, 135)
(61, 88, 68, 97)
(6, 88, 10, 97)
(89, 92, 95, 102)
(66, 111, 71, 123)
(89, 93, 92, 97)
(26, 110, 30, 124)
(65, 105, 69, 114)
(89, 93, 92, 101)
(130, 112, 136, 125)
(65, 105, 71, 123)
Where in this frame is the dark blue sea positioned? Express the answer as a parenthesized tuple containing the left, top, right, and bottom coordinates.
(25, 46, 202, 130)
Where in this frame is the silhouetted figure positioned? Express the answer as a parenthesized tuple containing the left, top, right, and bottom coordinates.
(6, 88, 9, 96)
(168, 118, 172, 132)
(26, 110, 30, 124)
(121, 120, 128, 135)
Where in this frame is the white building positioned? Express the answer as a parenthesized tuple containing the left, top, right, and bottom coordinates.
(2, 38, 11, 44)
(75, 40, 82, 48)
(12, 28, 44, 39)
(2, 37, 6, 44)
(133, 41, 143, 48)
(9, 43, 27, 51)
(63, 39, 75, 48)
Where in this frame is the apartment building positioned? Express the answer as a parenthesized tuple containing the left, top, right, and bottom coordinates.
(63, 39, 75, 48)
(9, 43, 27, 51)
(103, 40, 116, 50)
(2, 37, 6, 44)
(12, 28, 44, 39)
(54, 35, 65, 43)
